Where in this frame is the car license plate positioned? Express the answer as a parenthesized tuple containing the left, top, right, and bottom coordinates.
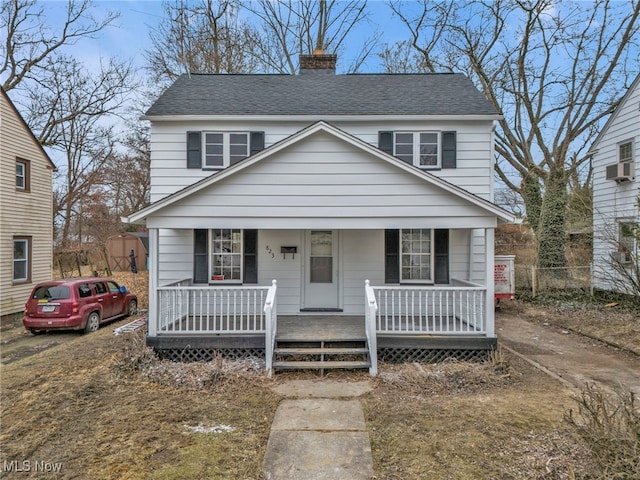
(42, 305, 55, 313)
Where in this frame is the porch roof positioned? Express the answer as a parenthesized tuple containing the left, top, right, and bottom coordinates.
(124, 122, 518, 229)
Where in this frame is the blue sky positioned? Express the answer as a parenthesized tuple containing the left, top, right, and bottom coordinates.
(40, 0, 408, 74)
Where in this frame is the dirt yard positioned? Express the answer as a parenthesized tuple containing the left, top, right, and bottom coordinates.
(0, 280, 637, 479)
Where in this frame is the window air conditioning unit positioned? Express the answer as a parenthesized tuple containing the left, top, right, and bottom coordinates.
(611, 251, 632, 264)
(605, 161, 634, 182)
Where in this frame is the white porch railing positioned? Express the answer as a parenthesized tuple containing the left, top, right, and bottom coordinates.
(157, 283, 271, 334)
(364, 280, 378, 375)
(369, 279, 486, 335)
(264, 280, 278, 377)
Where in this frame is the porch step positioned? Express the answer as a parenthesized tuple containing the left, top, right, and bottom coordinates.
(275, 347, 369, 356)
(272, 338, 371, 373)
(272, 360, 371, 370)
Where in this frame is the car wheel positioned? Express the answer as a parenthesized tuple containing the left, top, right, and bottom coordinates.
(30, 328, 45, 335)
(127, 299, 138, 317)
(84, 312, 100, 333)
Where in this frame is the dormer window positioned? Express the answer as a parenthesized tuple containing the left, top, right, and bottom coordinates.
(204, 132, 250, 168)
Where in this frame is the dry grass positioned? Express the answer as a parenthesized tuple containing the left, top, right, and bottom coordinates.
(1, 324, 599, 479)
(0, 325, 279, 479)
(363, 355, 595, 480)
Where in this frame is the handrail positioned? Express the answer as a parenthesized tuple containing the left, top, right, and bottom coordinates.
(364, 280, 378, 376)
(371, 284, 487, 335)
(156, 284, 270, 334)
(264, 279, 278, 377)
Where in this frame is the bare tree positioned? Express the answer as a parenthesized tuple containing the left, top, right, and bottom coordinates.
(104, 123, 151, 218)
(1, 0, 140, 250)
(243, 0, 379, 73)
(22, 55, 134, 148)
(145, 0, 260, 86)
(386, 0, 640, 269)
(0, 0, 118, 91)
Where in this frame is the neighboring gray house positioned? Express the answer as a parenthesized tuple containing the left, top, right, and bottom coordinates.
(590, 74, 639, 295)
(125, 54, 516, 374)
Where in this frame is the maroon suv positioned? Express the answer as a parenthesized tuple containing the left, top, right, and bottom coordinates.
(23, 277, 138, 334)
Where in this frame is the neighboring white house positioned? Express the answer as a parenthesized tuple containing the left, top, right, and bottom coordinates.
(0, 88, 56, 320)
(590, 74, 640, 295)
(125, 53, 516, 373)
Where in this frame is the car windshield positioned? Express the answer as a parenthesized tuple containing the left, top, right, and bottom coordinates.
(32, 285, 71, 300)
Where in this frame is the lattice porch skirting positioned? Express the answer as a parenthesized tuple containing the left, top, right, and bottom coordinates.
(378, 347, 491, 363)
(155, 347, 265, 363)
(153, 346, 489, 364)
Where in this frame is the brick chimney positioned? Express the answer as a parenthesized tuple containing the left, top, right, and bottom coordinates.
(299, 50, 337, 74)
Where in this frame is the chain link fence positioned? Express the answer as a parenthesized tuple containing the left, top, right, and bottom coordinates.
(515, 265, 593, 297)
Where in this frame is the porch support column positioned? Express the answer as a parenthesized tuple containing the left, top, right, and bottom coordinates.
(485, 227, 495, 337)
(147, 227, 159, 337)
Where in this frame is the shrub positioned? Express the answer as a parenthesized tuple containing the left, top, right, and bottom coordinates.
(565, 383, 640, 479)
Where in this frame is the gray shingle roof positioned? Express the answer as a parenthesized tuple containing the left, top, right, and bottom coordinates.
(145, 73, 498, 117)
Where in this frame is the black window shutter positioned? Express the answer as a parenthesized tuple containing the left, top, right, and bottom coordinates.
(434, 229, 449, 284)
(378, 131, 394, 155)
(187, 131, 202, 169)
(441, 131, 457, 169)
(250, 131, 265, 156)
(384, 229, 400, 284)
(193, 229, 208, 283)
(243, 229, 258, 284)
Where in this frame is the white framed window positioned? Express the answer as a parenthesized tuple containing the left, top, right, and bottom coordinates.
(210, 229, 243, 282)
(394, 132, 439, 168)
(400, 229, 434, 282)
(204, 132, 249, 168)
(619, 141, 633, 163)
(618, 221, 637, 262)
(13, 237, 31, 283)
(16, 159, 30, 191)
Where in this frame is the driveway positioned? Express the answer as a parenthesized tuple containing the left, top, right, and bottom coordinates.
(496, 312, 640, 395)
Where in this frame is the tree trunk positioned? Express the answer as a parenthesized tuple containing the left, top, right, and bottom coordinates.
(537, 168, 568, 270)
(521, 172, 542, 235)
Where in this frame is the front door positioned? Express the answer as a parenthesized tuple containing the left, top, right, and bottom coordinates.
(303, 230, 339, 309)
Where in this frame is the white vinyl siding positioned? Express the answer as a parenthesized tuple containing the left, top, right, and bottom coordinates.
(148, 120, 494, 202)
(147, 130, 497, 230)
(591, 77, 639, 293)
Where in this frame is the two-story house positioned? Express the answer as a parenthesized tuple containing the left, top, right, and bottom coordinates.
(125, 54, 516, 375)
(0, 88, 56, 320)
(591, 74, 639, 295)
